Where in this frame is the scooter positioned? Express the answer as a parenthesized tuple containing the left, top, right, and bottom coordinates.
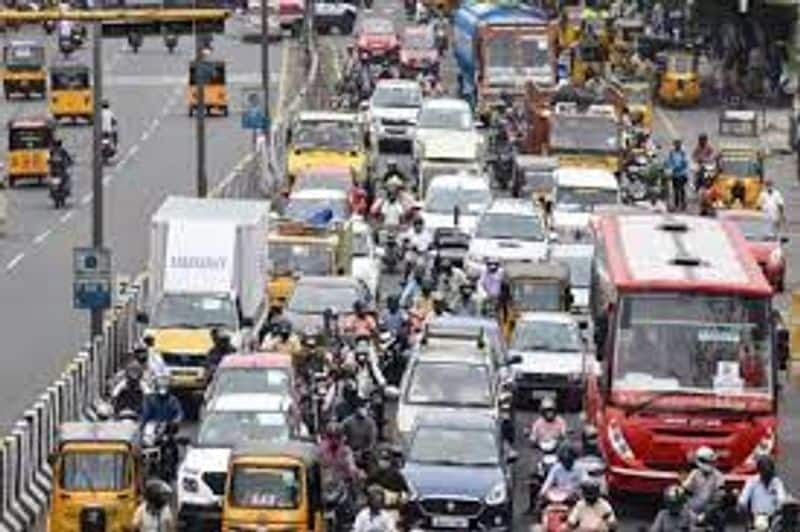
(164, 33, 178, 53)
(48, 175, 70, 209)
(540, 488, 576, 532)
(101, 133, 117, 164)
(128, 32, 143, 53)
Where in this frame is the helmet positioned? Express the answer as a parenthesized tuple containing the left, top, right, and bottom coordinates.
(540, 396, 557, 413)
(142, 332, 155, 347)
(580, 477, 601, 502)
(663, 484, 684, 511)
(125, 362, 143, 381)
(386, 294, 400, 309)
(412, 216, 424, 227)
(698, 133, 708, 143)
(102, 99, 110, 109)
(756, 454, 775, 478)
(325, 421, 343, 438)
(279, 320, 292, 336)
(557, 443, 578, 468)
(353, 300, 366, 314)
(695, 446, 716, 471)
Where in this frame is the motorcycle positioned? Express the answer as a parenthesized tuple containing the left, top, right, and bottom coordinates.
(492, 140, 514, 189)
(746, 499, 800, 532)
(48, 175, 70, 209)
(622, 152, 651, 203)
(58, 34, 76, 57)
(323, 480, 357, 532)
(128, 32, 143, 53)
(527, 437, 561, 509)
(379, 228, 402, 274)
(141, 421, 180, 482)
(540, 488, 577, 532)
(101, 132, 117, 164)
(164, 33, 178, 53)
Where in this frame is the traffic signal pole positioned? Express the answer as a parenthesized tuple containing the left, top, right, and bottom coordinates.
(91, 20, 104, 337)
(195, 30, 208, 198)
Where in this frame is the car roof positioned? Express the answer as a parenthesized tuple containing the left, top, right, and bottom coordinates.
(425, 314, 501, 337)
(206, 393, 288, 413)
(59, 421, 139, 445)
(421, 97, 470, 112)
(554, 167, 618, 189)
(415, 344, 491, 365)
(517, 311, 580, 325)
(415, 411, 496, 431)
(426, 174, 490, 192)
(485, 197, 538, 215)
(297, 111, 358, 123)
(218, 353, 292, 370)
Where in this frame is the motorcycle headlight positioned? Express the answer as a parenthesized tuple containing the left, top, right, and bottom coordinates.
(745, 428, 775, 467)
(485, 481, 507, 505)
(607, 421, 635, 462)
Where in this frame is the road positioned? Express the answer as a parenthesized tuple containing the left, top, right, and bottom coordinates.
(0, 19, 296, 431)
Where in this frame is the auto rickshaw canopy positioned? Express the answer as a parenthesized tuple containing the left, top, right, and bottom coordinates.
(2, 40, 45, 68)
(57, 421, 141, 449)
(50, 62, 91, 90)
(718, 109, 759, 138)
(7, 116, 54, 149)
(231, 440, 319, 465)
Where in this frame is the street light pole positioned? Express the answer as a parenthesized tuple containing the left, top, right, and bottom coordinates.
(90, 19, 104, 338)
(260, 0, 269, 121)
(195, 29, 207, 197)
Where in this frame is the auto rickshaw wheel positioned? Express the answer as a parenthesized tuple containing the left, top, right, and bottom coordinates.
(7, 177, 14, 189)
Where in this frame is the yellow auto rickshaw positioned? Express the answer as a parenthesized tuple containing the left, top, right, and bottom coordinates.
(47, 422, 142, 532)
(6, 117, 54, 187)
(50, 63, 93, 123)
(222, 441, 326, 532)
(2, 40, 46, 100)
(498, 260, 572, 341)
(657, 48, 700, 106)
(188, 59, 228, 116)
(611, 76, 654, 130)
(712, 109, 763, 209)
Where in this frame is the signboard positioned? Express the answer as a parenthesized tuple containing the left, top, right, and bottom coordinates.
(241, 87, 269, 130)
(163, 220, 236, 294)
(73, 247, 112, 310)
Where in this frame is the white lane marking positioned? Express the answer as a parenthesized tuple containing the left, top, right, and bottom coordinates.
(655, 107, 679, 140)
(150, 118, 160, 131)
(33, 229, 52, 245)
(140, 130, 150, 142)
(59, 211, 74, 223)
(81, 193, 92, 206)
(6, 253, 24, 272)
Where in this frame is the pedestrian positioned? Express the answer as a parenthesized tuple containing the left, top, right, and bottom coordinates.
(757, 179, 785, 232)
(665, 139, 689, 211)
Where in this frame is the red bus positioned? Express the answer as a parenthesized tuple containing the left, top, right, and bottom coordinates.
(586, 213, 784, 494)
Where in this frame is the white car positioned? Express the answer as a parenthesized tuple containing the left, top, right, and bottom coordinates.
(466, 198, 549, 274)
(415, 97, 482, 162)
(367, 79, 423, 147)
(351, 218, 381, 299)
(422, 173, 492, 235)
(245, 1, 282, 41)
(177, 393, 294, 527)
(551, 167, 619, 237)
(508, 312, 590, 411)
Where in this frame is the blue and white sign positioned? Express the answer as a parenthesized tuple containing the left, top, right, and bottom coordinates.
(73, 247, 112, 310)
(241, 88, 269, 130)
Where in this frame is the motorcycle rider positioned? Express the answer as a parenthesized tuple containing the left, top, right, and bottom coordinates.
(342, 300, 378, 339)
(436, 257, 468, 296)
(380, 295, 409, 338)
(650, 485, 693, 532)
(132, 478, 175, 532)
(353, 484, 397, 532)
(141, 333, 169, 383)
(399, 266, 426, 309)
(738, 454, 787, 524)
(681, 446, 725, 528)
(529, 397, 567, 444)
(101, 99, 119, 150)
(539, 444, 584, 501)
(581, 425, 601, 458)
(49, 138, 73, 194)
(451, 282, 480, 316)
(261, 320, 303, 362)
(411, 278, 436, 318)
(353, 338, 387, 401)
(319, 422, 363, 484)
(367, 444, 408, 506)
(371, 179, 409, 230)
(206, 327, 236, 377)
(402, 217, 431, 272)
(342, 397, 378, 467)
(478, 259, 504, 310)
(111, 362, 150, 418)
(566, 477, 617, 531)
(691, 133, 716, 191)
(430, 291, 450, 318)
(141, 375, 183, 427)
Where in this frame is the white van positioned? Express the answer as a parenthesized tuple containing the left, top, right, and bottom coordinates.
(551, 168, 619, 236)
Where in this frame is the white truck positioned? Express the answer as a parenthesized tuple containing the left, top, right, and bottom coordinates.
(141, 196, 270, 396)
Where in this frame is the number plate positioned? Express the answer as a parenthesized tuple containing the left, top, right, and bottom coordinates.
(431, 515, 469, 528)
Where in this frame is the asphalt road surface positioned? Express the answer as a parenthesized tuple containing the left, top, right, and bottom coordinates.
(0, 19, 295, 431)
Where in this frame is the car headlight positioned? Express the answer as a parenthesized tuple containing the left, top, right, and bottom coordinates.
(768, 247, 783, 267)
(607, 421, 635, 462)
(485, 481, 507, 505)
(181, 476, 199, 493)
(745, 428, 775, 467)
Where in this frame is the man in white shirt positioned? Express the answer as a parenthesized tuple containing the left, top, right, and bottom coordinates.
(353, 486, 396, 532)
(757, 179, 785, 231)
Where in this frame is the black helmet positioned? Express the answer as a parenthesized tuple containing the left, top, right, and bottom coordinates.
(580, 477, 601, 502)
(125, 362, 143, 381)
(386, 294, 400, 309)
(353, 300, 366, 314)
(557, 443, 578, 467)
(279, 320, 292, 335)
(756, 454, 775, 478)
(698, 133, 708, 143)
(102, 99, 110, 109)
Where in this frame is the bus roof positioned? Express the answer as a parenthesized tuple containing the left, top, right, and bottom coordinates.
(597, 214, 771, 297)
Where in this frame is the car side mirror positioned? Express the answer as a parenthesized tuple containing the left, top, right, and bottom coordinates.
(136, 311, 149, 324)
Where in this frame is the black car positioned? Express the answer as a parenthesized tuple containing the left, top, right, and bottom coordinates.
(402, 412, 515, 531)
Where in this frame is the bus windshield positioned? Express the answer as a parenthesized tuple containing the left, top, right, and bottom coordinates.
(612, 293, 773, 399)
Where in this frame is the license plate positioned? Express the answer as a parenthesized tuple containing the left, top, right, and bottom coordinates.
(432, 515, 469, 528)
(532, 390, 556, 400)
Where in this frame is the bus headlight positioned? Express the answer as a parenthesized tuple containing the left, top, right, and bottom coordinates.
(745, 429, 775, 467)
(607, 421, 635, 462)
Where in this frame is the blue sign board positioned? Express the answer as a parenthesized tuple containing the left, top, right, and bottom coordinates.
(241, 88, 269, 130)
(73, 247, 112, 311)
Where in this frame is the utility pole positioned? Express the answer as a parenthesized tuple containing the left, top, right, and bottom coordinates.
(195, 27, 207, 197)
(90, 19, 104, 338)
(260, 0, 269, 122)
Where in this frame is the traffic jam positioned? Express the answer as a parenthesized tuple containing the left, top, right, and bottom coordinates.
(7, 0, 800, 530)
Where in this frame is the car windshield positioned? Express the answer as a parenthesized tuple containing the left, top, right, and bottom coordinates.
(288, 283, 359, 314)
(555, 186, 618, 213)
(731, 217, 777, 242)
(510, 282, 562, 311)
(231, 466, 301, 509)
(476, 211, 544, 241)
(362, 17, 393, 34)
(151, 294, 237, 329)
(613, 293, 773, 397)
(269, 242, 334, 276)
(373, 85, 422, 108)
(511, 319, 582, 352)
(294, 123, 359, 151)
(719, 157, 760, 178)
(60, 451, 128, 491)
(551, 117, 619, 153)
(212, 368, 290, 397)
(284, 196, 347, 222)
(409, 426, 498, 466)
(403, 30, 434, 49)
(425, 184, 491, 215)
(352, 231, 371, 257)
(406, 362, 492, 407)
(198, 411, 289, 447)
(418, 106, 472, 130)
